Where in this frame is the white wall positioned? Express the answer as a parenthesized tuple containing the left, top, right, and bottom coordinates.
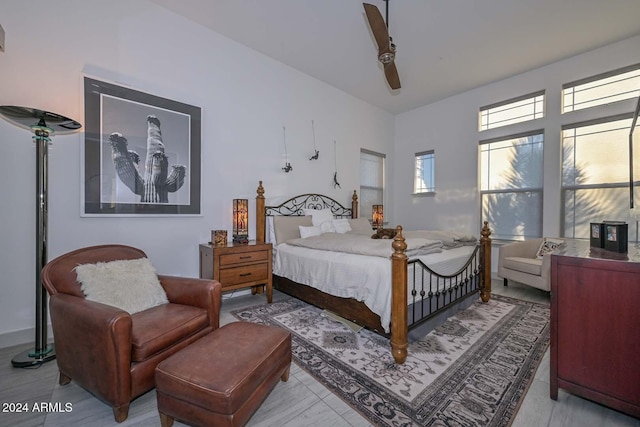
(0, 0, 394, 345)
(393, 35, 640, 238)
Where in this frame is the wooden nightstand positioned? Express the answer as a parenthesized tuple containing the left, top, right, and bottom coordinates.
(199, 241, 273, 303)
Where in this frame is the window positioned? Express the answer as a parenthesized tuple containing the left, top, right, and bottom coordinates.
(561, 114, 639, 239)
(479, 91, 545, 131)
(562, 63, 640, 113)
(479, 131, 544, 240)
(360, 149, 385, 222)
(414, 150, 435, 194)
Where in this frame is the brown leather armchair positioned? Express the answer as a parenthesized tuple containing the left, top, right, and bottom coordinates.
(41, 244, 221, 423)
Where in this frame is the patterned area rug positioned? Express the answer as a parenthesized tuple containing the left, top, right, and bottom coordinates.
(232, 294, 549, 427)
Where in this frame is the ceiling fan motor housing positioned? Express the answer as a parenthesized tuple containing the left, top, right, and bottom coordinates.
(379, 40, 396, 64)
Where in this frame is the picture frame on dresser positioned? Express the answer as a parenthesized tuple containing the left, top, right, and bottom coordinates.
(82, 76, 202, 216)
(589, 222, 604, 248)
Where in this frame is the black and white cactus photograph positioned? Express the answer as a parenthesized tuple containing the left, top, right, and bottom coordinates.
(82, 77, 201, 216)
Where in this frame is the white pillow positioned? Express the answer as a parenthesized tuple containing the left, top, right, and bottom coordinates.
(348, 217, 374, 234)
(332, 218, 352, 234)
(320, 221, 336, 233)
(273, 215, 313, 244)
(299, 225, 322, 238)
(535, 238, 564, 259)
(74, 258, 169, 314)
(303, 208, 334, 226)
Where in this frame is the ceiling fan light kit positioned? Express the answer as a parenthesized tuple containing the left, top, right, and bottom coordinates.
(363, 1, 401, 90)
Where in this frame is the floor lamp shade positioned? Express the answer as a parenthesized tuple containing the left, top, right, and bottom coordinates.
(0, 106, 81, 368)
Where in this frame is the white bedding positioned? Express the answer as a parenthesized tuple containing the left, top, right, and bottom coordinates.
(273, 236, 476, 333)
(286, 232, 443, 257)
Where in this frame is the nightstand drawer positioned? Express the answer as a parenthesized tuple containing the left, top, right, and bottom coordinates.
(219, 263, 268, 285)
(219, 250, 268, 266)
(199, 242, 273, 303)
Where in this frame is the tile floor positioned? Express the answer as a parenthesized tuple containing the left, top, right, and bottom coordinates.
(0, 281, 638, 426)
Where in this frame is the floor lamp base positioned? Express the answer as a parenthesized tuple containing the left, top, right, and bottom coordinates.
(11, 344, 56, 368)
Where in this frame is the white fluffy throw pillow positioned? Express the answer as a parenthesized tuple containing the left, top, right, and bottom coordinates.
(332, 218, 352, 234)
(75, 258, 169, 314)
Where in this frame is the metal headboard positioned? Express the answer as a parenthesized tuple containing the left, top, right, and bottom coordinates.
(265, 193, 353, 218)
(256, 181, 358, 243)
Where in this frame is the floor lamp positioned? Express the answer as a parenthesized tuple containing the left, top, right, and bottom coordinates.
(629, 96, 640, 247)
(0, 106, 82, 368)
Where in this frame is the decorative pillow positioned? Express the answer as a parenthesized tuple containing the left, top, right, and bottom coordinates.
(332, 218, 352, 234)
(535, 238, 564, 259)
(371, 228, 397, 239)
(299, 225, 322, 238)
(273, 215, 312, 244)
(348, 217, 374, 234)
(303, 208, 334, 226)
(320, 221, 336, 233)
(74, 258, 168, 314)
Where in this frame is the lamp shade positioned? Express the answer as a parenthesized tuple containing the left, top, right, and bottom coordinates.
(233, 199, 249, 243)
(372, 204, 384, 229)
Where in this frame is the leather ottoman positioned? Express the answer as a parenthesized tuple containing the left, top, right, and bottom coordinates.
(155, 322, 292, 427)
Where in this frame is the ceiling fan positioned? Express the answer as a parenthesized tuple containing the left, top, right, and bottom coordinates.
(363, 0, 401, 90)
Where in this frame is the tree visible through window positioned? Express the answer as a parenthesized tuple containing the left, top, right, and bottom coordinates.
(479, 131, 544, 240)
(562, 115, 639, 239)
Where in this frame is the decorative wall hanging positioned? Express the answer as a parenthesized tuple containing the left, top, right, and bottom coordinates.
(309, 119, 319, 161)
(333, 140, 341, 188)
(281, 125, 292, 172)
(83, 76, 201, 216)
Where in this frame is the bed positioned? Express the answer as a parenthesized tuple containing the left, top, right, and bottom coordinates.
(255, 181, 492, 364)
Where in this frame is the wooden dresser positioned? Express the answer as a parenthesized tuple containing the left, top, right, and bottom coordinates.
(199, 241, 273, 303)
(550, 240, 640, 418)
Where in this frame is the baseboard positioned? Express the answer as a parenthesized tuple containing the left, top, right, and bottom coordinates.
(0, 325, 54, 349)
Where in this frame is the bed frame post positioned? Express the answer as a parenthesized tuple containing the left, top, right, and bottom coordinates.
(256, 181, 266, 243)
(390, 226, 408, 364)
(351, 191, 358, 219)
(480, 221, 492, 302)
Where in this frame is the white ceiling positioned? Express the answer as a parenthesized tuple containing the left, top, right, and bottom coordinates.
(149, 0, 640, 114)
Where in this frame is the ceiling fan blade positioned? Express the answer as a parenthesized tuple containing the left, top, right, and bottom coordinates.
(363, 3, 390, 53)
(384, 62, 401, 90)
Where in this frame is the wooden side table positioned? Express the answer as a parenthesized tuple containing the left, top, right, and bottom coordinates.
(199, 241, 273, 303)
(550, 240, 640, 418)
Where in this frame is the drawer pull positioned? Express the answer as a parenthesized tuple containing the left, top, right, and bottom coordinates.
(239, 273, 252, 277)
(239, 256, 252, 259)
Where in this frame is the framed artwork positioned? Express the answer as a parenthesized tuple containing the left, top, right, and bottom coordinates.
(590, 222, 604, 248)
(603, 222, 628, 253)
(82, 76, 201, 216)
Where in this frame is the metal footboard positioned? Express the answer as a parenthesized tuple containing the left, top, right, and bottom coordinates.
(407, 245, 481, 330)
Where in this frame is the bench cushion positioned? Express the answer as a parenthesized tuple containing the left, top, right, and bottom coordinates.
(155, 322, 291, 415)
(503, 256, 542, 276)
(131, 304, 209, 362)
